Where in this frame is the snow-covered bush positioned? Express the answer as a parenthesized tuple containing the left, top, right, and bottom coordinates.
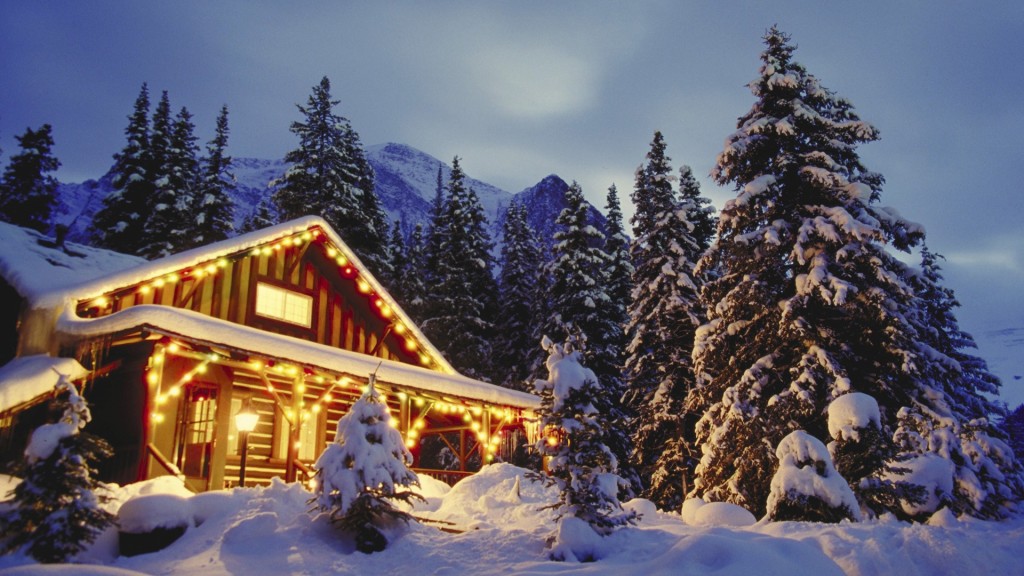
(827, 393, 925, 519)
(532, 336, 636, 549)
(309, 378, 422, 553)
(0, 375, 115, 563)
(767, 430, 860, 523)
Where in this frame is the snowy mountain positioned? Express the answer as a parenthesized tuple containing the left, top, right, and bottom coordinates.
(55, 142, 606, 252)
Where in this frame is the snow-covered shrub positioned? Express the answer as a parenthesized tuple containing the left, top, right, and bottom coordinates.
(532, 336, 636, 544)
(767, 430, 860, 523)
(309, 378, 422, 553)
(0, 375, 115, 563)
(827, 393, 925, 519)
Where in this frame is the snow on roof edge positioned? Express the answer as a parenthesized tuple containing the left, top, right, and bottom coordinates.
(56, 303, 540, 411)
(0, 355, 89, 412)
(28, 216, 455, 375)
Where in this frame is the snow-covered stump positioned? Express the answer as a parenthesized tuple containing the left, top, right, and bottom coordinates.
(767, 430, 861, 523)
(309, 376, 422, 553)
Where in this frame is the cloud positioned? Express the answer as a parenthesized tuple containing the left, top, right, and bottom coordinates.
(946, 235, 1024, 274)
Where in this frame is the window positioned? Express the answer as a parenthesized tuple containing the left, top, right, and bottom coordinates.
(255, 282, 313, 328)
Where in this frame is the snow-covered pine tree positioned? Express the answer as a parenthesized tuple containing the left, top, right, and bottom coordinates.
(533, 336, 636, 539)
(272, 76, 391, 279)
(544, 181, 637, 495)
(240, 198, 276, 233)
(394, 222, 429, 323)
(623, 142, 711, 510)
(0, 124, 60, 233)
(142, 106, 200, 258)
(387, 220, 410, 303)
(420, 157, 497, 379)
(92, 83, 153, 254)
(889, 246, 1024, 519)
(686, 27, 930, 519)
(0, 375, 115, 563)
(494, 201, 544, 391)
(602, 184, 633, 360)
(193, 104, 235, 247)
(1003, 404, 1024, 462)
(310, 376, 422, 553)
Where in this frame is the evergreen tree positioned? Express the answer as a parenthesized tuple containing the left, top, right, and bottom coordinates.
(193, 104, 235, 247)
(273, 76, 390, 277)
(494, 201, 544, 390)
(767, 430, 861, 523)
(1003, 404, 1024, 460)
(0, 375, 115, 563)
(602, 184, 633, 352)
(240, 198, 277, 233)
(0, 124, 60, 232)
(623, 142, 712, 509)
(397, 223, 429, 322)
(92, 83, 153, 253)
(310, 377, 422, 553)
(142, 106, 200, 258)
(686, 27, 931, 518)
(532, 336, 636, 540)
(148, 90, 173, 191)
(420, 157, 496, 379)
(544, 181, 637, 495)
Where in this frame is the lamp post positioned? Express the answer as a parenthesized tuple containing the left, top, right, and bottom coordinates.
(235, 397, 259, 487)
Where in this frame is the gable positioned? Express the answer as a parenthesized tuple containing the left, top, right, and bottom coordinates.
(69, 218, 447, 372)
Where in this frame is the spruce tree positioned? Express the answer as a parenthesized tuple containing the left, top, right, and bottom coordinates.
(0, 375, 115, 563)
(544, 181, 637, 495)
(421, 158, 497, 379)
(240, 198, 276, 233)
(92, 83, 153, 253)
(623, 142, 712, 510)
(142, 106, 200, 258)
(397, 223, 429, 322)
(686, 27, 930, 518)
(273, 76, 390, 278)
(532, 336, 636, 540)
(602, 184, 633, 355)
(494, 201, 544, 390)
(310, 377, 422, 553)
(0, 124, 61, 233)
(193, 104, 235, 247)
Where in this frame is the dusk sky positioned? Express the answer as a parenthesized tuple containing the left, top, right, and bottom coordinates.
(2, 2, 1023, 403)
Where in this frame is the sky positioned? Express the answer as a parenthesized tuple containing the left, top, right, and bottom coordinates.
(2, 1, 1023, 402)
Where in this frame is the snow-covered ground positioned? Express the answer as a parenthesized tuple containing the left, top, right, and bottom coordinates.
(2, 464, 1022, 576)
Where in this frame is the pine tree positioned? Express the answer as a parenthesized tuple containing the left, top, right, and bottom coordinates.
(193, 104, 235, 247)
(396, 223, 429, 322)
(273, 76, 390, 278)
(623, 141, 712, 509)
(420, 157, 497, 379)
(532, 336, 636, 541)
(310, 377, 422, 553)
(895, 246, 1024, 518)
(686, 27, 931, 518)
(1003, 404, 1024, 460)
(92, 83, 153, 253)
(602, 184, 633, 354)
(0, 124, 61, 233)
(494, 201, 544, 390)
(240, 198, 276, 233)
(544, 180, 637, 495)
(0, 375, 115, 563)
(142, 106, 200, 258)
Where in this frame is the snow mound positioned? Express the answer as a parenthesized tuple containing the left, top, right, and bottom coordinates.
(622, 498, 658, 521)
(550, 516, 605, 562)
(691, 501, 757, 527)
(428, 463, 558, 530)
(117, 494, 193, 533)
(681, 497, 705, 525)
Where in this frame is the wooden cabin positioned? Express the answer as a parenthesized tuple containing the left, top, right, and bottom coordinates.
(0, 217, 539, 492)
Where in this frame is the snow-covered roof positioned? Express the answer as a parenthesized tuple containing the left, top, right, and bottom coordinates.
(2, 216, 454, 375)
(0, 354, 88, 412)
(0, 221, 145, 302)
(57, 303, 539, 410)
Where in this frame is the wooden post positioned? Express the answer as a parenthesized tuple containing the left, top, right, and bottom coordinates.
(285, 373, 304, 483)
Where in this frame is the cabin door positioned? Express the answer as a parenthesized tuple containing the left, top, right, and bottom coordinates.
(175, 384, 219, 491)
